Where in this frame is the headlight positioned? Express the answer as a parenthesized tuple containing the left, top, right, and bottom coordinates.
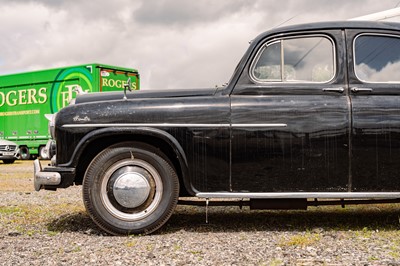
(45, 113, 57, 139)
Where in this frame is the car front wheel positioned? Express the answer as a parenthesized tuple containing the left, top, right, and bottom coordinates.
(82, 143, 179, 235)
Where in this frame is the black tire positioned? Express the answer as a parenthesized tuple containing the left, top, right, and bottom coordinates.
(83, 142, 179, 235)
(19, 146, 30, 160)
(2, 159, 15, 164)
(39, 146, 48, 159)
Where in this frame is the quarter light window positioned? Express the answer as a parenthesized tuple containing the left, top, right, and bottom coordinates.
(252, 36, 335, 83)
(354, 35, 400, 82)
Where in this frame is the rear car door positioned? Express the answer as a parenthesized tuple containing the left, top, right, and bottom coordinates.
(348, 29, 400, 191)
(231, 30, 351, 192)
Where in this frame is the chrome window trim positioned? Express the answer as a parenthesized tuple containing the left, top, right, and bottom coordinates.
(196, 192, 400, 199)
(353, 33, 400, 84)
(62, 123, 288, 128)
(249, 34, 337, 84)
(251, 40, 282, 83)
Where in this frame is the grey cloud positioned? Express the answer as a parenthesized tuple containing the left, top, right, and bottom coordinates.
(0, 0, 64, 8)
(0, 0, 399, 90)
(8, 0, 135, 24)
(252, 0, 400, 30)
(132, 0, 249, 26)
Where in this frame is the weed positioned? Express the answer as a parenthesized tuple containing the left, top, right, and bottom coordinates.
(368, 256, 379, 261)
(189, 250, 204, 261)
(47, 231, 58, 237)
(25, 229, 38, 236)
(269, 258, 284, 266)
(72, 245, 82, 253)
(125, 240, 137, 248)
(354, 226, 373, 239)
(279, 232, 321, 247)
(189, 250, 202, 255)
(0, 206, 23, 215)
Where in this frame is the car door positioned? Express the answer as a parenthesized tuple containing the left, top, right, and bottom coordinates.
(348, 29, 400, 192)
(230, 30, 351, 192)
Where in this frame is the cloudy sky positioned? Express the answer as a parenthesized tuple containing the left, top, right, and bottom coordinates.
(0, 0, 399, 89)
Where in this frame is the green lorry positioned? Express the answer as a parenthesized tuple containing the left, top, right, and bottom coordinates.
(0, 63, 139, 159)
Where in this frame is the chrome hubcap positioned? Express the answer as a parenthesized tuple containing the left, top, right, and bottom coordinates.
(113, 172, 151, 209)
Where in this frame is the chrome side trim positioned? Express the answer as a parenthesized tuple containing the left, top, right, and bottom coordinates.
(196, 192, 400, 199)
(63, 123, 230, 128)
(62, 123, 287, 128)
(232, 124, 287, 128)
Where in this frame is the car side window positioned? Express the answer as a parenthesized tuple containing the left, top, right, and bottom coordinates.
(354, 34, 400, 83)
(251, 36, 335, 83)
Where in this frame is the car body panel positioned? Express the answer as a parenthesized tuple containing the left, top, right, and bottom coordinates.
(38, 20, 400, 196)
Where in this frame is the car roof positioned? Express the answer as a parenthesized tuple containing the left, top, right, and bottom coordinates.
(253, 20, 400, 42)
(223, 20, 400, 95)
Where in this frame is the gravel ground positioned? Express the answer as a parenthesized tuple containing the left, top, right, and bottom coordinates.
(2, 161, 400, 265)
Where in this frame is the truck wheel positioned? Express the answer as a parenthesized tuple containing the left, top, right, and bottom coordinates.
(39, 146, 48, 159)
(82, 143, 179, 235)
(2, 159, 15, 164)
(19, 146, 30, 160)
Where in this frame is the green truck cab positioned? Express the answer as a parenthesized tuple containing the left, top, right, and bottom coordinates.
(0, 63, 139, 159)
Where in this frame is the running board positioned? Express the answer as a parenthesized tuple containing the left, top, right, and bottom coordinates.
(196, 192, 400, 199)
(179, 198, 400, 209)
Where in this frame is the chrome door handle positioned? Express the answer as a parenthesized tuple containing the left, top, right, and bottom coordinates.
(351, 87, 373, 93)
(322, 88, 344, 93)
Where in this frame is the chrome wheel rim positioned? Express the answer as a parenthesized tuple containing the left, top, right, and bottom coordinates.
(100, 159, 163, 221)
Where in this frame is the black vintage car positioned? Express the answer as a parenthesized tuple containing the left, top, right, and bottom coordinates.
(34, 21, 400, 235)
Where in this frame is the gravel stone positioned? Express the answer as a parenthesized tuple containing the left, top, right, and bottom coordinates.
(1, 161, 400, 265)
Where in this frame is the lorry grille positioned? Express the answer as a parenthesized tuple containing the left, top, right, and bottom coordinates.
(0, 145, 17, 151)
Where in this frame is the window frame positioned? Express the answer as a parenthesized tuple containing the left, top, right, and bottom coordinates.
(353, 33, 400, 84)
(249, 34, 337, 84)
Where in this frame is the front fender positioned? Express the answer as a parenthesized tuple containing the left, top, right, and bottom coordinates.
(58, 126, 193, 195)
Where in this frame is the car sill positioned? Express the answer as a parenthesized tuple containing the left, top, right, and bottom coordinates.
(196, 192, 400, 199)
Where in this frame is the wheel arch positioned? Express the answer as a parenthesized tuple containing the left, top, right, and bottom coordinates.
(66, 127, 193, 196)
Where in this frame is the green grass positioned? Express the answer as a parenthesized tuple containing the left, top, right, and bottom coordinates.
(279, 232, 321, 247)
(0, 206, 23, 215)
(0, 202, 87, 236)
